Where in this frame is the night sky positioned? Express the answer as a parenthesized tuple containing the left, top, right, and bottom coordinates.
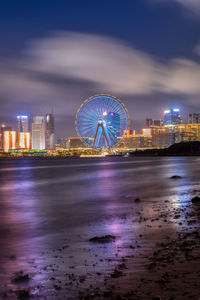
(0, 0, 200, 138)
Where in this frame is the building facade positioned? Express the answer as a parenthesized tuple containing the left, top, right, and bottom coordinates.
(107, 112, 120, 135)
(151, 124, 200, 148)
(17, 115, 28, 132)
(155, 133, 175, 148)
(3, 131, 17, 152)
(164, 109, 182, 126)
(18, 132, 31, 149)
(118, 134, 153, 150)
(146, 118, 163, 128)
(0, 124, 12, 149)
(45, 114, 55, 150)
(32, 116, 45, 150)
(188, 113, 200, 124)
(66, 137, 90, 150)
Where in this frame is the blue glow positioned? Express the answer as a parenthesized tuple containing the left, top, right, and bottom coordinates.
(17, 115, 28, 119)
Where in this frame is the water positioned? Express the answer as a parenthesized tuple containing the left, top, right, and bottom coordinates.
(0, 156, 200, 298)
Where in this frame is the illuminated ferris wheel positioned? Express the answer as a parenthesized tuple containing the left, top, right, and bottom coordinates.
(76, 94, 129, 149)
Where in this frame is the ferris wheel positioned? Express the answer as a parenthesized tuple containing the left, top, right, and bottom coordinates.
(76, 94, 129, 149)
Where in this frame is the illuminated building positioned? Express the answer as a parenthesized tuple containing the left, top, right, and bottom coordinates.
(56, 138, 68, 148)
(146, 118, 163, 128)
(164, 109, 182, 126)
(17, 115, 28, 132)
(118, 132, 153, 150)
(66, 137, 90, 150)
(174, 124, 200, 143)
(106, 112, 120, 135)
(146, 118, 153, 128)
(151, 124, 200, 148)
(142, 128, 152, 136)
(18, 132, 31, 149)
(155, 133, 175, 148)
(32, 116, 45, 150)
(188, 113, 200, 124)
(1, 124, 12, 149)
(123, 129, 135, 136)
(151, 125, 173, 147)
(3, 131, 17, 152)
(45, 114, 55, 150)
(154, 119, 163, 126)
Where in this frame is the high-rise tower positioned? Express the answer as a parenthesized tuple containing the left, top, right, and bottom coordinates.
(32, 116, 45, 150)
(17, 115, 28, 132)
(45, 114, 55, 150)
(188, 113, 200, 124)
(0, 124, 12, 149)
(164, 109, 182, 126)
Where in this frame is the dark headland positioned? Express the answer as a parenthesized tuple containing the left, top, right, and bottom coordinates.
(130, 142, 200, 157)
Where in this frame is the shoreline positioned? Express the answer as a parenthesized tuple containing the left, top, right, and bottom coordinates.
(0, 157, 199, 299)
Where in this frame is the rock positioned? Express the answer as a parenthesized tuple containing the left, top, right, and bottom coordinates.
(191, 196, 200, 204)
(103, 291, 113, 297)
(54, 284, 61, 290)
(147, 262, 156, 270)
(16, 289, 30, 299)
(8, 254, 16, 260)
(134, 198, 141, 203)
(89, 235, 116, 243)
(118, 263, 127, 270)
(170, 175, 182, 179)
(11, 271, 30, 284)
(110, 269, 123, 278)
(79, 275, 86, 283)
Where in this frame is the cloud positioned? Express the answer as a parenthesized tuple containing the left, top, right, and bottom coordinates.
(27, 32, 159, 95)
(150, 0, 200, 15)
(161, 58, 200, 94)
(0, 31, 200, 107)
(175, 0, 200, 11)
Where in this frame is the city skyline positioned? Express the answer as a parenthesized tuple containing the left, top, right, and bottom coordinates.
(1, 105, 200, 138)
(0, 0, 200, 137)
(1, 102, 200, 152)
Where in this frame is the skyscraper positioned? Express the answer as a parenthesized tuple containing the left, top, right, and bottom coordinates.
(32, 116, 45, 150)
(1, 124, 12, 149)
(45, 114, 55, 150)
(188, 113, 200, 124)
(18, 132, 31, 149)
(164, 109, 182, 126)
(146, 118, 153, 128)
(153, 119, 163, 127)
(17, 115, 28, 132)
(107, 112, 120, 135)
(146, 118, 163, 128)
(3, 131, 17, 152)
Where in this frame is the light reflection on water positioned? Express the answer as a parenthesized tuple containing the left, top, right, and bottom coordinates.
(0, 157, 199, 297)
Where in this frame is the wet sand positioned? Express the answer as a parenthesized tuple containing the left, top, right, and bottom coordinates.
(0, 157, 200, 299)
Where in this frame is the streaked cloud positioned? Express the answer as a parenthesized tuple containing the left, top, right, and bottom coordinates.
(175, 0, 200, 12)
(27, 32, 159, 95)
(0, 31, 200, 106)
(161, 59, 200, 94)
(149, 0, 200, 15)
